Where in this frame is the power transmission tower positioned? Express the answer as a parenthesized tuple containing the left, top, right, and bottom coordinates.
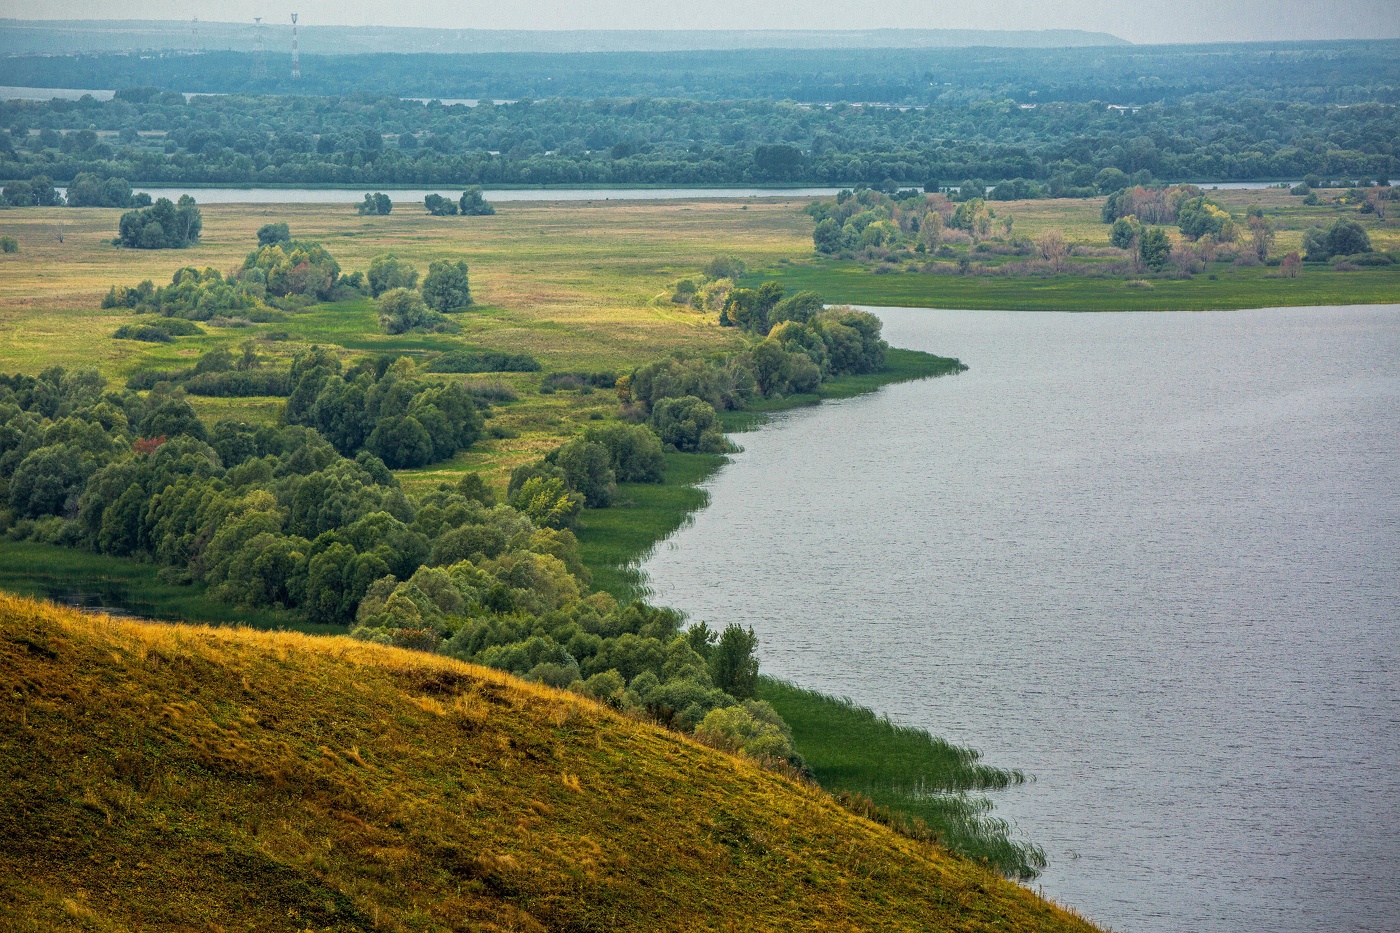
(252, 18, 267, 79)
(191, 17, 200, 53)
(291, 14, 301, 81)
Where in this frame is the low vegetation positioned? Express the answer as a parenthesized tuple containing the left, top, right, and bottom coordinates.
(0, 594, 1099, 931)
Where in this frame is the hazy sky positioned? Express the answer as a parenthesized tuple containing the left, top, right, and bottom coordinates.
(9, 0, 1400, 45)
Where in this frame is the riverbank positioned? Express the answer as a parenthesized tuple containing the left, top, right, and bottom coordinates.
(571, 345, 1059, 878)
(575, 347, 967, 599)
(748, 260, 1400, 312)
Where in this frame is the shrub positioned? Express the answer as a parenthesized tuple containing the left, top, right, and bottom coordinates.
(357, 192, 392, 216)
(584, 422, 665, 483)
(422, 259, 472, 312)
(377, 288, 443, 334)
(508, 475, 583, 530)
(241, 241, 340, 300)
(458, 187, 495, 216)
(367, 254, 418, 297)
(651, 395, 724, 453)
(695, 702, 797, 763)
(540, 371, 616, 394)
(1303, 218, 1372, 261)
(0, 236, 18, 253)
(703, 255, 746, 280)
(112, 324, 172, 342)
(256, 222, 290, 246)
(117, 195, 201, 249)
(426, 350, 539, 374)
(424, 193, 458, 216)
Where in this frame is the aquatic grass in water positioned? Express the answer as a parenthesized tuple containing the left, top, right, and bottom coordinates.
(759, 678, 1047, 880)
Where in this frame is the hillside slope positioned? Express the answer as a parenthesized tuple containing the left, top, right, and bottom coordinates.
(0, 593, 1099, 933)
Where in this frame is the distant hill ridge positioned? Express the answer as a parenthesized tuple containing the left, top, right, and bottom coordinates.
(0, 592, 1100, 931)
(1, 19, 1129, 55)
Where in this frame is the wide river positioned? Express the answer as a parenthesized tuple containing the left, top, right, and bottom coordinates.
(640, 305, 1400, 933)
(57, 185, 843, 204)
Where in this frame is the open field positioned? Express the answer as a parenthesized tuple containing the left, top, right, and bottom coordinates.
(6, 190, 1390, 487)
(753, 259, 1400, 311)
(0, 196, 809, 485)
(751, 187, 1400, 311)
(0, 593, 1100, 931)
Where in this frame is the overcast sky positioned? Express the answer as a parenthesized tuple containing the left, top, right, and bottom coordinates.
(9, 0, 1400, 45)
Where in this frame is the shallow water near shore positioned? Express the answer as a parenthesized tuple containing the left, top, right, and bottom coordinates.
(641, 304, 1400, 933)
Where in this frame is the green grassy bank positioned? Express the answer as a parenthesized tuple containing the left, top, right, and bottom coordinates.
(750, 260, 1400, 312)
(575, 348, 966, 600)
(759, 679, 1046, 879)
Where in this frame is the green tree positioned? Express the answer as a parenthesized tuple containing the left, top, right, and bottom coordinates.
(651, 396, 724, 453)
(554, 439, 616, 508)
(358, 192, 392, 215)
(424, 193, 458, 216)
(421, 259, 472, 312)
(458, 187, 495, 216)
(366, 414, 433, 468)
(256, 222, 290, 246)
(377, 288, 443, 334)
(1137, 226, 1173, 271)
(583, 422, 665, 483)
(708, 624, 759, 699)
(367, 254, 419, 297)
(1109, 216, 1140, 250)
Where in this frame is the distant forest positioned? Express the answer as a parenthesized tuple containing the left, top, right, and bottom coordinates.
(1, 41, 1396, 189)
(1, 41, 1397, 105)
(2, 89, 1395, 189)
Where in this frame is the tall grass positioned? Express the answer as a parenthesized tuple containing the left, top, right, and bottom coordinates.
(0, 540, 332, 634)
(753, 259, 1400, 312)
(760, 678, 1048, 880)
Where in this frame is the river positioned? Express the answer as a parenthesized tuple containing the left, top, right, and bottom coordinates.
(639, 304, 1400, 933)
(57, 185, 844, 204)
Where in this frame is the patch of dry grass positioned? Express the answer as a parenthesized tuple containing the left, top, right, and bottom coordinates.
(0, 592, 1101, 932)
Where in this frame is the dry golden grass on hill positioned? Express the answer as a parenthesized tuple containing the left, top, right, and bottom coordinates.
(0, 592, 1100, 933)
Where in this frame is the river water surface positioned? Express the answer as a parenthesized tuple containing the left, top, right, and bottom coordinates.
(640, 305, 1400, 933)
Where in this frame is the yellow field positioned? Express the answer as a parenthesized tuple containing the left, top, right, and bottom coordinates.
(0, 198, 817, 377)
(2, 189, 1392, 488)
(0, 592, 1100, 932)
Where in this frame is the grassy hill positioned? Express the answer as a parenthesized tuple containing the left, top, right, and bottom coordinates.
(0, 592, 1099, 932)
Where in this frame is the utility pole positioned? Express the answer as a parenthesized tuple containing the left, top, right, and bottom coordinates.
(252, 18, 267, 79)
(291, 14, 301, 81)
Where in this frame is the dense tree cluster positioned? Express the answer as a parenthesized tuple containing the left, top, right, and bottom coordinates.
(282, 348, 483, 469)
(65, 172, 147, 207)
(1, 77, 1394, 190)
(0, 362, 790, 760)
(1, 174, 61, 207)
(357, 191, 392, 215)
(115, 194, 202, 249)
(103, 266, 260, 319)
(1302, 218, 1374, 261)
(2, 41, 1395, 106)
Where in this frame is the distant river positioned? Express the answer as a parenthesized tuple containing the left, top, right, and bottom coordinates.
(58, 185, 842, 204)
(640, 305, 1400, 933)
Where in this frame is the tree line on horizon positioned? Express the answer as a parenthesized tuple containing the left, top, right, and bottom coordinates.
(1, 88, 1395, 193)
